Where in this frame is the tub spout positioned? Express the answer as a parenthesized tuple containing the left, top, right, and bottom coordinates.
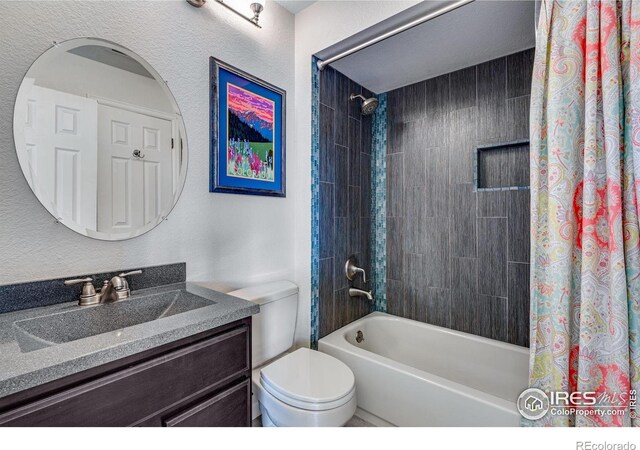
(349, 288, 373, 301)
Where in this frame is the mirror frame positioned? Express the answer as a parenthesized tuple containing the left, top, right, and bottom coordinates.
(13, 37, 188, 241)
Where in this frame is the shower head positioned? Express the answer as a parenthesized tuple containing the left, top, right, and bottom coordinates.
(350, 94, 379, 116)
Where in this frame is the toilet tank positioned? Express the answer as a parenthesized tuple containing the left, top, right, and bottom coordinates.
(227, 281, 298, 367)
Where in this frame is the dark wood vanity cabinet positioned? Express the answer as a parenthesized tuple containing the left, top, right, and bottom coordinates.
(0, 318, 252, 427)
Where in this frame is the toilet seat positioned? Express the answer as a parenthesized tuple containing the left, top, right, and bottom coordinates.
(259, 348, 355, 411)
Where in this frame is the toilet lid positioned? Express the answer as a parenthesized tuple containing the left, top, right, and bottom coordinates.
(260, 348, 355, 411)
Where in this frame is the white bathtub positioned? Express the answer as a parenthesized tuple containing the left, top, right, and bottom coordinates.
(318, 312, 529, 427)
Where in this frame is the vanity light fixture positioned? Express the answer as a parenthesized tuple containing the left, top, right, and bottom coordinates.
(186, 0, 265, 28)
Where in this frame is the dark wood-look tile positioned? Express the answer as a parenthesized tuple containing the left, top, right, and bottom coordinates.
(506, 95, 530, 141)
(508, 144, 530, 188)
(448, 107, 477, 184)
(361, 114, 372, 155)
(508, 189, 530, 263)
(386, 279, 405, 317)
(449, 67, 476, 111)
(450, 257, 478, 334)
(319, 258, 335, 338)
(349, 118, 361, 187)
(334, 217, 348, 290)
(404, 121, 426, 186)
(348, 79, 363, 118)
(386, 217, 404, 281)
(507, 48, 535, 99)
(357, 296, 373, 320)
(478, 148, 510, 189)
(387, 119, 405, 155)
(335, 145, 348, 218)
(477, 57, 507, 144)
(403, 81, 427, 121)
(319, 66, 336, 109)
(478, 190, 507, 217)
(335, 71, 350, 118)
(348, 189, 362, 255)
(387, 88, 404, 121)
(360, 218, 372, 278)
(319, 182, 334, 259)
(425, 146, 449, 218)
(319, 104, 335, 183)
(478, 295, 508, 341)
(405, 184, 428, 254)
(361, 153, 371, 217)
(404, 253, 424, 320)
(450, 183, 477, 258)
(334, 288, 350, 329)
(507, 262, 530, 347)
(335, 108, 348, 147)
(477, 218, 507, 297)
(386, 153, 404, 218)
(425, 288, 451, 328)
(423, 75, 449, 147)
(424, 216, 450, 288)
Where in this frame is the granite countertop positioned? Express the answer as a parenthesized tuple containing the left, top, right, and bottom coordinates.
(0, 282, 259, 400)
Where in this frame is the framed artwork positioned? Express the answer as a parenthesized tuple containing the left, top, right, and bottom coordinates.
(210, 58, 286, 197)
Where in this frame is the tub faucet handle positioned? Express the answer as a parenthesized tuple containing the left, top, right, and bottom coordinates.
(345, 255, 367, 283)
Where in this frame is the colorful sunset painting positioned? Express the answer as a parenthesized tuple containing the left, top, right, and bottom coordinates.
(226, 83, 275, 181)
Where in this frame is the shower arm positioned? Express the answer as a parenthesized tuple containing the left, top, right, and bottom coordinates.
(316, 0, 475, 71)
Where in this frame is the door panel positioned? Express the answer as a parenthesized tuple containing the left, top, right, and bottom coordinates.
(23, 85, 98, 229)
(97, 104, 173, 234)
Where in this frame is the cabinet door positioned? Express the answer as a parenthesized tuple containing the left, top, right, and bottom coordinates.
(163, 379, 250, 427)
(0, 326, 249, 427)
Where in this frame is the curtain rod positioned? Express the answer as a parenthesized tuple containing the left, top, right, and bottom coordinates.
(316, 0, 475, 71)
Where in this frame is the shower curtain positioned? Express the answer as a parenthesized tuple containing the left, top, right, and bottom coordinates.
(529, 0, 640, 426)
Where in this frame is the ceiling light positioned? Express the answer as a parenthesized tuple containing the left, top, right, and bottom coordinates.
(187, 0, 265, 28)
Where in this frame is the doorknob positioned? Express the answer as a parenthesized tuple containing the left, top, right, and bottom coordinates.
(132, 149, 145, 159)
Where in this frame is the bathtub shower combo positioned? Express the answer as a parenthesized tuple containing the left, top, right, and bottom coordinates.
(319, 313, 529, 427)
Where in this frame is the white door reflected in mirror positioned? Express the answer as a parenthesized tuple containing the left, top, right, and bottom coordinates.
(13, 38, 188, 241)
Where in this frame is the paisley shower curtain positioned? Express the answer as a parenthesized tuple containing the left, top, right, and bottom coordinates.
(529, 0, 640, 426)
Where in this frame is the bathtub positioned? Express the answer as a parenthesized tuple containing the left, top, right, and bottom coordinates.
(318, 312, 529, 427)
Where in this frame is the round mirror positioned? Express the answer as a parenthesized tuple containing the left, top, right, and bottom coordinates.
(13, 38, 187, 241)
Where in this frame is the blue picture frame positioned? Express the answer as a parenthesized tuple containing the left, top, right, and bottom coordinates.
(210, 57, 286, 197)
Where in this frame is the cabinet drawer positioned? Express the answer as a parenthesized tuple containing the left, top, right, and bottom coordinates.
(164, 379, 250, 427)
(0, 325, 249, 426)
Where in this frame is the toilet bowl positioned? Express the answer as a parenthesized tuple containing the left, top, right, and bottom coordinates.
(226, 281, 357, 427)
(252, 348, 357, 427)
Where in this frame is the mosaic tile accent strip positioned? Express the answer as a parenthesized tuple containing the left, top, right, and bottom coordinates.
(310, 56, 320, 349)
(371, 93, 387, 312)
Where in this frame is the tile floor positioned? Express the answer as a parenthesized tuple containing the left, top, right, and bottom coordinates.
(252, 415, 375, 427)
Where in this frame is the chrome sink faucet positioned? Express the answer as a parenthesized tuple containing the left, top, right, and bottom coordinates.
(64, 270, 142, 306)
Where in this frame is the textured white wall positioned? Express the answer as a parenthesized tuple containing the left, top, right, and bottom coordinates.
(0, 0, 419, 349)
(292, 1, 418, 345)
(0, 2, 296, 294)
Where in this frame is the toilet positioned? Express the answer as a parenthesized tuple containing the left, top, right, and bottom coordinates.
(227, 281, 356, 427)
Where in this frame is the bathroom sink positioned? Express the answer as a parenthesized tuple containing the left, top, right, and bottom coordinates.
(13, 290, 215, 353)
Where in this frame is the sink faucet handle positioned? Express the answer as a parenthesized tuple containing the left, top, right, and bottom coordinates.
(118, 270, 142, 278)
(116, 269, 142, 296)
(64, 277, 100, 306)
(64, 277, 93, 286)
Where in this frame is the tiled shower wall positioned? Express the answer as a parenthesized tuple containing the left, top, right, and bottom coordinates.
(385, 48, 534, 347)
(318, 67, 374, 339)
